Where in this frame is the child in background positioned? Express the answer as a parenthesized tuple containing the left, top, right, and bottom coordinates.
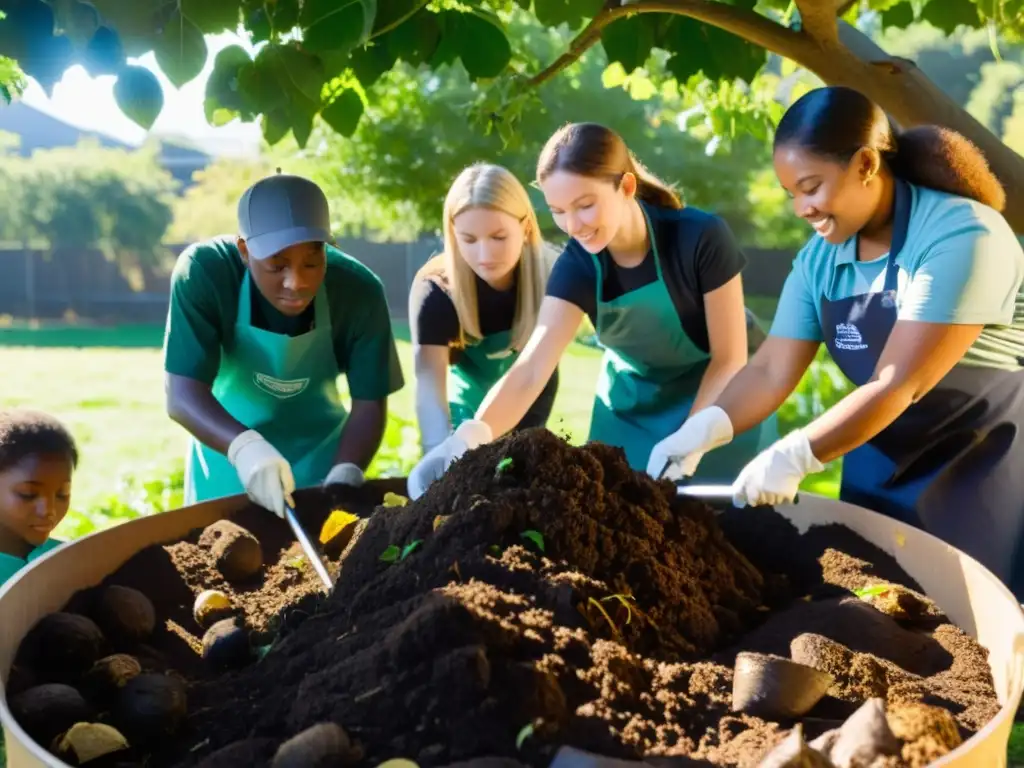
(0, 408, 77, 586)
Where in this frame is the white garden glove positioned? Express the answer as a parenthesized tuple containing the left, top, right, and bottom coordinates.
(323, 462, 365, 488)
(409, 419, 493, 499)
(646, 406, 735, 481)
(732, 429, 824, 508)
(227, 430, 295, 518)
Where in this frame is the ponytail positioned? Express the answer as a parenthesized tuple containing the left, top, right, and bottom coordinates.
(776, 86, 1007, 211)
(628, 152, 683, 209)
(889, 126, 1006, 211)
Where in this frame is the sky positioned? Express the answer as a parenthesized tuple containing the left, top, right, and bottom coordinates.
(17, 32, 263, 157)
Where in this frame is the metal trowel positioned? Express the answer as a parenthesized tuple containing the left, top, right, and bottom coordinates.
(284, 504, 334, 591)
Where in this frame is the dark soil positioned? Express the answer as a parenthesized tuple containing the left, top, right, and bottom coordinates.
(9, 429, 1002, 768)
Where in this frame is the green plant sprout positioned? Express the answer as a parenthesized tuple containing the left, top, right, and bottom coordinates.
(601, 594, 635, 625)
(495, 457, 514, 475)
(520, 530, 545, 552)
(515, 721, 536, 750)
(379, 545, 401, 563)
(854, 584, 892, 598)
(284, 555, 305, 570)
(587, 597, 622, 640)
(401, 540, 423, 560)
(488, 544, 502, 557)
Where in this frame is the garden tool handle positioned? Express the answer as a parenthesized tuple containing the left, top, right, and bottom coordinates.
(284, 504, 333, 591)
(675, 484, 801, 504)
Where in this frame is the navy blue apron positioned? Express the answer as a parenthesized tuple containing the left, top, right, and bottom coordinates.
(821, 180, 1024, 598)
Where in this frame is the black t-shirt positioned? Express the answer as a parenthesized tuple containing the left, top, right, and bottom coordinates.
(410, 271, 519, 346)
(545, 204, 747, 353)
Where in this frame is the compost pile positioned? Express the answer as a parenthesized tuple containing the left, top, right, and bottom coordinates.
(6, 429, 1001, 768)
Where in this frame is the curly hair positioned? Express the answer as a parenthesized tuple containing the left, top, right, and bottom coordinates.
(0, 409, 78, 473)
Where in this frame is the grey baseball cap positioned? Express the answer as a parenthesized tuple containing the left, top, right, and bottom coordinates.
(237, 171, 332, 260)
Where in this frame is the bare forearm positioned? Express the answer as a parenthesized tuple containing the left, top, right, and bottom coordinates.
(690, 357, 745, 415)
(166, 376, 247, 454)
(334, 401, 387, 470)
(716, 363, 793, 436)
(805, 382, 913, 464)
(477, 363, 551, 437)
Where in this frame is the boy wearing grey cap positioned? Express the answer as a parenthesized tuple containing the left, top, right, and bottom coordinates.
(163, 172, 404, 516)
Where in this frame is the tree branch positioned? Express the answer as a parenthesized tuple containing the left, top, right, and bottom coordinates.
(370, 1, 431, 39)
(794, 0, 840, 43)
(527, 0, 815, 88)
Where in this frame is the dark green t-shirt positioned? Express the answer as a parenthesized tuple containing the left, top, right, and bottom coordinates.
(163, 236, 404, 401)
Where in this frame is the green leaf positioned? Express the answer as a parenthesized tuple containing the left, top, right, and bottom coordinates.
(204, 44, 253, 124)
(348, 40, 398, 85)
(114, 64, 164, 129)
(661, 18, 765, 83)
(181, 0, 241, 33)
(854, 583, 892, 598)
(520, 530, 545, 553)
(321, 87, 364, 136)
(601, 15, 656, 74)
(287, 91, 318, 148)
(241, 50, 287, 113)
(379, 544, 401, 563)
(300, 0, 366, 54)
(264, 42, 326, 102)
(920, 0, 981, 32)
(496, 457, 513, 473)
(52, 0, 99, 47)
(516, 722, 535, 750)
(83, 25, 124, 76)
(443, 9, 511, 79)
(89, 0, 173, 57)
(153, 12, 207, 88)
(880, 1, 915, 28)
(261, 107, 291, 145)
(386, 10, 440, 66)
(400, 539, 423, 560)
(533, 0, 603, 28)
(371, 0, 423, 35)
(488, 544, 502, 557)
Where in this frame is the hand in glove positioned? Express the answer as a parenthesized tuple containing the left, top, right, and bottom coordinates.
(228, 430, 295, 517)
(409, 419, 493, 499)
(323, 462, 365, 488)
(732, 429, 824, 507)
(646, 406, 735, 481)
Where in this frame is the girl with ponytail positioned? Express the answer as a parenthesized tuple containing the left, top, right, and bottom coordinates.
(410, 123, 778, 498)
(662, 86, 1024, 599)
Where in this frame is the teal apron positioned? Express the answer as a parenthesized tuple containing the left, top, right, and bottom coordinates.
(587, 204, 777, 482)
(447, 330, 518, 428)
(184, 273, 347, 503)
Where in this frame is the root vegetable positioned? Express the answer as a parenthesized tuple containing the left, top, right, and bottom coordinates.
(94, 586, 156, 643)
(22, 613, 105, 683)
(272, 723, 359, 767)
(199, 520, 263, 582)
(9, 684, 95, 746)
(193, 589, 234, 628)
(112, 673, 187, 745)
(82, 655, 142, 708)
(202, 618, 253, 670)
(194, 739, 276, 767)
(732, 652, 833, 719)
(55, 722, 130, 764)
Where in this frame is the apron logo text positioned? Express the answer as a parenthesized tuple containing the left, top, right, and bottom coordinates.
(834, 322, 868, 351)
(253, 373, 310, 399)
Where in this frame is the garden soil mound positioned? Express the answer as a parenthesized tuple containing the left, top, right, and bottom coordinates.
(20, 429, 1000, 767)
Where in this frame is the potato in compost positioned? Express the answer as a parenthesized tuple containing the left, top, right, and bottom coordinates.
(55, 722, 130, 765)
(192, 589, 234, 628)
(198, 520, 263, 582)
(93, 585, 156, 643)
(202, 617, 253, 670)
(21, 612, 105, 682)
(82, 654, 142, 708)
(272, 722, 359, 767)
(112, 673, 187, 745)
(9, 683, 95, 746)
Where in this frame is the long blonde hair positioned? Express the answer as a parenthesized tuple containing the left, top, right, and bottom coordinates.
(436, 163, 549, 352)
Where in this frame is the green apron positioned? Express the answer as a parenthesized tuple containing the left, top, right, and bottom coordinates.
(184, 273, 347, 503)
(448, 330, 517, 428)
(587, 205, 777, 482)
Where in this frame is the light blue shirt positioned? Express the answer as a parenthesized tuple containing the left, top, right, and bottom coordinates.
(770, 184, 1024, 371)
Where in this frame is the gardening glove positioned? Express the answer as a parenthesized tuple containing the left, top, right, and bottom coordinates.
(227, 430, 295, 518)
(409, 419, 493, 500)
(323, 462, 365, 488)
(646, 406, 734, 482)
(732, 429, 824, 508)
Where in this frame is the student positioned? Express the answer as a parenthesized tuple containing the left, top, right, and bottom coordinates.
(664, 86, 1024, 595)
(410, 163, 558, 454)
(164, 172, 404, 517)
(409, 123, 777, 497)
(0, 409, 77, 586)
